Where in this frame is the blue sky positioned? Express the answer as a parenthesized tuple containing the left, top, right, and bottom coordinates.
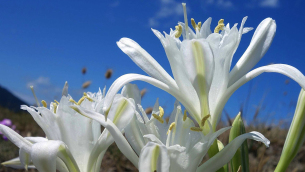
(0, 0, 304, 124)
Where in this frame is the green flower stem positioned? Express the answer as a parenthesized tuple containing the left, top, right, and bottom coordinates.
(275, 89, 305, 172)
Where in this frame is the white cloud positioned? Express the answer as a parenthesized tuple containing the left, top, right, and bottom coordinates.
(260, 0, 279, 8)
(205, 0, 235, 9)
(26, 76, 50, 88)
(148, 0, 184, 27)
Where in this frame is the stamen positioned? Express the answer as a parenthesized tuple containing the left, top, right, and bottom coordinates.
(175, 24, 182, 38)
(159, 106, 164, 118)
(77, 96, 86, 105)
(54, 100, 59, 105)
(201, 114, 211, 127)
(183, 110, 187, 121)
(214, 19, 225, 33)
(53, 103, 57, 113)
(182, 3, 189, 39)
(190, 127, 203, 132)
(191, 18, 197, 30)
(41, 100, 47, 108)
(197, 22, 202, 29)
(30, 86, 40, 107)
(83, 92, 87, 96)
(167, 122, 176, 135)
(69, 98, 78, 104)
(152, 114, 164, 124)
(86, 96, 94, 102)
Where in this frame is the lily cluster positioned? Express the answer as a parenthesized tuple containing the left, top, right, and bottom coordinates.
(1, 2, 305, 172)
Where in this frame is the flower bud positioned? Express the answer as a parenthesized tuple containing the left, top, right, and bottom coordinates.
(229, 112, 249, 172)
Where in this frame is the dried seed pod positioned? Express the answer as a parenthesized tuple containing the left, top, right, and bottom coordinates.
(82, 67, 87, 75)
(140, 88, 147, 98)
(145, 107, 153, 114)
(82, 81, 92, 89)
(105, 69, 113, 79)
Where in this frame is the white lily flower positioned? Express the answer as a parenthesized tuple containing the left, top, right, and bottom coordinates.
(103, 3, 305, 131)
(1, 82, 135, 172)
(120, 84, 270, 172)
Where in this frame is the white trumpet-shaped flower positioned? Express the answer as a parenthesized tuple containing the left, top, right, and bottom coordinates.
(89, 83, 270, 172)
(1, 82, 136, 172)
(103, 3, 305, 131)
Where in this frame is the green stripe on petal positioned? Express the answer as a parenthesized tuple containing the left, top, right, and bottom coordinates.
(191, 41, 210, 128)
(151, 145, 160, 172)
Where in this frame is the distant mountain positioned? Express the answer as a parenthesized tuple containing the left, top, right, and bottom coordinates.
(0, 85, 28, 112)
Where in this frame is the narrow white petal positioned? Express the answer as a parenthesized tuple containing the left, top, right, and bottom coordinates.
(1, 157, 35, 169)
(104, 74, 175, 112)
(212, 64, 305, 128)
(31, 141, 80, 172)
(71, 106, 139, 168)
(197, 132, 269, 172)
(139, 142, 170, 172)
(229, 18, 276, 85)
(121, 83, 141, 107)
(0, 124, 32, 153)
(199, 17, 212, 39)
(227, 64, 305, 97)
(125, 114, 146, 155)
(117, 37, 176, 86)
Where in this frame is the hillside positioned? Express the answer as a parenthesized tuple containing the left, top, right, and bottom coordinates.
(0, 86, 28, 112)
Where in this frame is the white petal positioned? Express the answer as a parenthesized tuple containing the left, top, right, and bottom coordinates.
(71, 106, 139, 168)
(229, 18, 276, 85)
(121, 83, 141, 110)
(199, 17, 212, 39)
(62, 81, 68, 96)
(31, 140, 80, 172)
(103, 73, 183, 117)
(162, 32, 202, 122)
(197, 132, 269, 172)
(107, 96, 135, 131)
(117, 37, 176, 86)
(227, 64, 305, 97)
(1, 157, 35, 169)
(181, 39, 214, 119)
(209, 25, 239, 117)
(125, 114, 146, 155)
(139, 142, 170, 172)
(0, 124, 32, 153)
(212, 64, 305, 128)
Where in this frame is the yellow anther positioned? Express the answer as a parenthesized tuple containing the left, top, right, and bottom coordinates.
(214, 19, 225, 33)
(198, 22, 202, 29)
(86, 96, 94, 102)
(77, 96, 86, 105)
(191, 18, 201, 31)
(83, 92, 87, 96)
(53, 103, 57, 113)
(167, 122, 176, 135)
(190, 127, 203, 132)
(152, 114, 164, 124)
(175, 24, 182, 38)
(201, 114, 211, 127)
(69, 98, 78, 104)
(159, 106, 164, 118)
(41, 100, 47, 108)
(54, 100, 59, 105)
(183, 110, 188, 121)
